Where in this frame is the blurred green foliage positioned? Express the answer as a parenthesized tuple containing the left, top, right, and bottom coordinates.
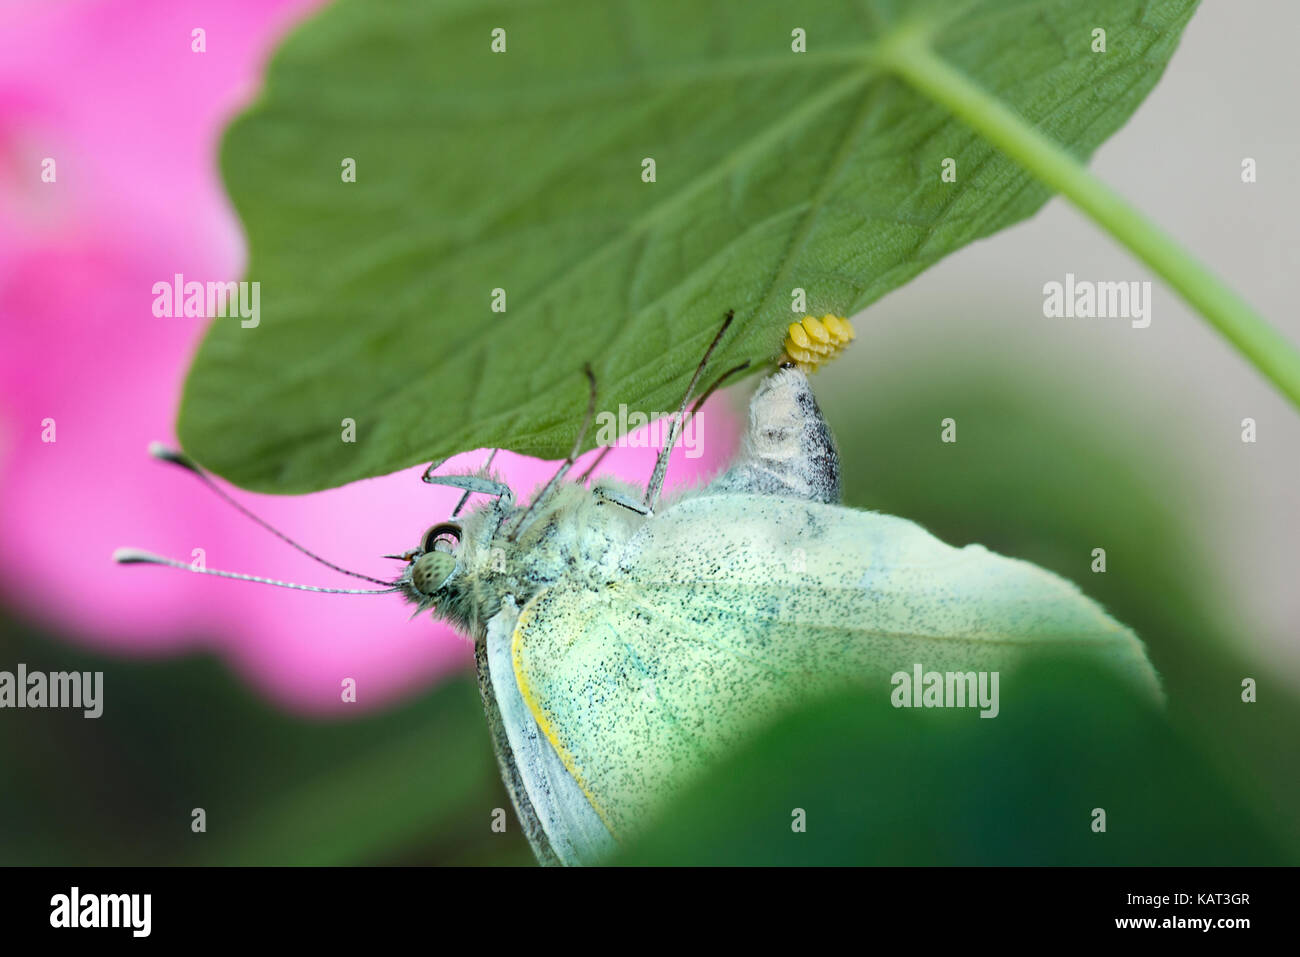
(620, 655, 1284, 865)
(819, 352, 1300, 858)
(0, 612, 531, 866)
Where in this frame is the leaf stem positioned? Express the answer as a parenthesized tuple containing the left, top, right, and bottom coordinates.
(879, 36, 1300, 410)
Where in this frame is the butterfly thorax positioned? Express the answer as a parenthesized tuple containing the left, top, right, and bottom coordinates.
(431, 477, 648, 641)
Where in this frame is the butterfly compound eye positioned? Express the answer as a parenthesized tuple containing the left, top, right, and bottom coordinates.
(411, 551, 457, 595)
(420, 522, 461, 554)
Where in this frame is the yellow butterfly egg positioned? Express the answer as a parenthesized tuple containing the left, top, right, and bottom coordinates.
(782, 314, 855, 372)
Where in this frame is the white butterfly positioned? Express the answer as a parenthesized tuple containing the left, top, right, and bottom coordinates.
(118, 313, 1160, 865)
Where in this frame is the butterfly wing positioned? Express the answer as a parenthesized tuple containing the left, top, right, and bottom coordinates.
(511, 493, 1160, 847)
(480, 598, 615, 866)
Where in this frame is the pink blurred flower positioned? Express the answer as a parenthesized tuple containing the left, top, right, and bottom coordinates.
(0, 0, 737, 713)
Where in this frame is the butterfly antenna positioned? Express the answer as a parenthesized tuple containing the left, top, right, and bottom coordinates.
(508, 364, 597, 541)
(644, 310, 734, 511)
(113, 549, 398, 594)
(142, 443, 392, 586)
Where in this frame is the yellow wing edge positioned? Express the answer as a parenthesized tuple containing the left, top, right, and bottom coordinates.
(511, 591, 623, 840)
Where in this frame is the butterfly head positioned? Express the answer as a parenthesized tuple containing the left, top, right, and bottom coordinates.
(395, 521, 463, 603)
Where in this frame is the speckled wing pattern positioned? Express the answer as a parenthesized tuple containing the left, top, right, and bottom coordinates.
(511, 493, 1161, 844)
(483, 598, 615, 866)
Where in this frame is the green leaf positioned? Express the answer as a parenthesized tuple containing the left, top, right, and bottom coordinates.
(617, 655, 1291, 865)
(0, 611, 533, 865)
(181, 0, 1199, 492)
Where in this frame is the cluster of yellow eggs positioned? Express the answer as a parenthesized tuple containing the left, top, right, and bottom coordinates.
(781, 314, 855, 372)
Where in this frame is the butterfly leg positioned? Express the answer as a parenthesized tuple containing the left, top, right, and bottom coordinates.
(443, 449, 499, 517)
(704, 364, 841, 504)
(575, 445, 613, 484)
(593, 485, 652, 516)
(593, 357, 747, 517)
(643, 310, 735, 512)
(507, 365, 598, 540)
(577, 360, 747, 492)
(422, 473, 514, 504)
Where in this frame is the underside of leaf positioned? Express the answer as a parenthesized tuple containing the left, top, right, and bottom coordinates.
(180, 0, 1197, 492)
